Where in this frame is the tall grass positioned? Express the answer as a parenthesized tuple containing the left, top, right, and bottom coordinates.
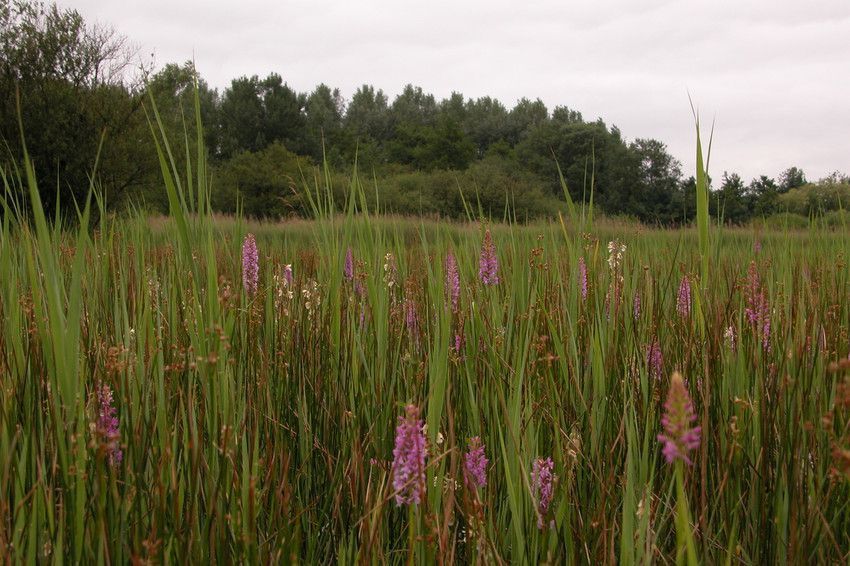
(0, 88, 849, 563)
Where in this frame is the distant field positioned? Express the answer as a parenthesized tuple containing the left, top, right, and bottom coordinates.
(2, 195, 850, 562)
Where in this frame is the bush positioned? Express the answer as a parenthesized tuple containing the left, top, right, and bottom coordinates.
(213, 142, 315, 218)
(367, 155, 565, 220)
(461, 156, 564, 220)
(373, 169, 462, 217)
(753, 212, 810, 230)
(822, 209, 850, 229)
(779, 182, 850, 216)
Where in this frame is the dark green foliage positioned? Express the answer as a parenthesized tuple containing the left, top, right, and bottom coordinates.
(464, 96, 510, 157)
(0, 0, 146, 217)
(515, 117, 640, 216)
(371, 154, 562, 219)
(716, 172, 749, 225)
(303, 83, 347, 164)
(217, 73, 306, 159)
(345, 84, 391, 143)
(747, 175, 780, 217)
(383, 116, 475, 171)
(214, 142, 314, 218)
(627, 138, 684, 224)
(463, 154, 561, 218)
(778, 166, 806, 193)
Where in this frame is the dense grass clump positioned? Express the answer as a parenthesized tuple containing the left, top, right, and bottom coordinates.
(2, 196, 850, 562)
(1, 100, 850, 563)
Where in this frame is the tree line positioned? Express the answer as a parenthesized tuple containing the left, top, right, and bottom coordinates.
(2, 0, 847, 224)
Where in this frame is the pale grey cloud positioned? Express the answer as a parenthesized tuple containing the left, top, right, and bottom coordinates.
(63, 0, 850, 182)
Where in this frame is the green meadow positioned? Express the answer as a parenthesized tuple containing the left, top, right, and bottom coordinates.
(1, 94, 850, 564)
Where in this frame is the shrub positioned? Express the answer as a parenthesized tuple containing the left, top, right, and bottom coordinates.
(213, 142, 315, 218)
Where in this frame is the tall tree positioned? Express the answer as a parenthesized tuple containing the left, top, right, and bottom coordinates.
(217, 73, 305, 159)
(147, 61, 219, 154)
(551, 105, 583, 126)
(778, 166, 806, 193)
(389, 84, 437, 129)
(716, 172, 749, 224)
(506, 97, 548, 145)
(629, 138, 683, 223)
(345, 85, 388, 139)
(516, 116, 633, 214)
(439, 91, 467, 124)
(747, 175, 780, 217)
(415, 114, 475, 170)
(218, 75, 264, 158)
(303, 83, 345, 161)
(260, 73, 306, 153)
(464, 96, 509, 157)
(1, 0, 145, 215)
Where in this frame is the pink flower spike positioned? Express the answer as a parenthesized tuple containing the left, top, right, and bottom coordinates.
(531, 457, 556, 529)
(657, 372, 701, 466)
(96, 383, 122, 467)
(463, 437, 488, 489)
(446, 251, 460, 312)
(578, 257, 588, 302)
(647, 339, 663, 380)
(478, 230, 500, 286)
(392, 405, 427, 505)
(241, 234, 259, 295)
(344, 247, 355, 280)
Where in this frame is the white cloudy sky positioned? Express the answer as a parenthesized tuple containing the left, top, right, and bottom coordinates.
(64, 0, 849, 182)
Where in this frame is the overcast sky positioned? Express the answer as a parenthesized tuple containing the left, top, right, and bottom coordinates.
(63, 0, 849, 182)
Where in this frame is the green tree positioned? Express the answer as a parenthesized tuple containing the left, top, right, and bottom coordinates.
(146, 62, 218, 153)
(303, 83, 346, 162)
(345, 84, 389, 141)
(439, 91, 467, 125)
(778, 166, 806, 193)
(260, 73, 306, 153)
(217, 73, 305, 159)
(462, 155, 561, 219)
(343, 84, 390, 167)
(819, 171, 849, 185)
(516, 117, 634, 215)
(715, 172, 749, 224)
(506, 97, 548, 145)
(464, 96, 510, 157)
(218, 75, 264, 158)
(1, 0, 145, 216)
(628, 138, 683, 224)
(551, 106, 583, 126)
(415, 115, 475, 170)
(214, 142, 313, 218)
(677, 176, 698, 223)
(747, 175, 780, 217)
(389, 84, 437, 129)
(384, 85, 439, 166)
